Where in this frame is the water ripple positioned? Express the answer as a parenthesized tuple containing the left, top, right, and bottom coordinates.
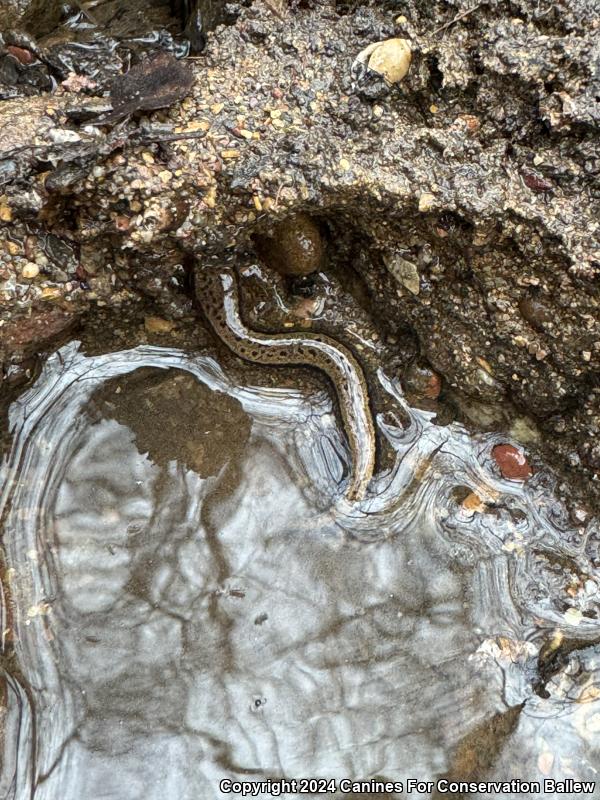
(1, 342, 599, 799)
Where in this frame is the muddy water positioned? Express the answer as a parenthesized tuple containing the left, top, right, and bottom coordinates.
(1, 342, 599, 799)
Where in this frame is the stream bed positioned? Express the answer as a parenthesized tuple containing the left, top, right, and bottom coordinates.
(0, 340, 599, 799)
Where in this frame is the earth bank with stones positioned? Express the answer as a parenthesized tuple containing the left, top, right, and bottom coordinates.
(0, 0, 599, 512)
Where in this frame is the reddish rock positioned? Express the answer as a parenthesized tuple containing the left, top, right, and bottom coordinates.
(424, 372, 442, 399)
(460, 114, 480, 134)
(114, 215, 131, 232)
(492, 443, 533, 481)
(521, 170, 553, 193)
(405, 362, 442, 399)
(7, 45, 35, 65)
(1, 308, 78, 355)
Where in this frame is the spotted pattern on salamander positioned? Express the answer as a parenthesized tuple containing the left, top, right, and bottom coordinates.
(196, 266, 376, 501)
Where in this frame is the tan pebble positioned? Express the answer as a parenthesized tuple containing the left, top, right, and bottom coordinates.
(462, 492, 486, 513)
(384, 253, 420, 295)
(253, 195, 263, 211)
(40, 287, 61, 299)
(339, 158, 351, 171)
(291, 297, 321, 319)
(141, 152, 155, 165)
(159, 170, 172, 184)
(5, 240, 21, 255)
(144, 316, 176, 334)
(21, 262, 40, 279)
(364, 38, 412, 84)
(204, 186, 217, 208)
(211, 103, 224, 114)
(418, 192, 436, 212)
(220, 150, 240, 159)
(476, 356, 493, 374)
(130, 200, 142, 212)
(0, 203, 13, 222)
(184, 120, 210, 132)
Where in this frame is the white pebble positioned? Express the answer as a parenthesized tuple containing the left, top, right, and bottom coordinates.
(21, 262, 39, 279)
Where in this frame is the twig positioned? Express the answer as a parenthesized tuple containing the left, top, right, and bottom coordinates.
(431, 3, 482, 35)
(135, 129, 207, 144)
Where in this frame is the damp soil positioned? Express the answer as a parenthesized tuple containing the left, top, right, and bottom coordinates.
(1, 0, 599, 512)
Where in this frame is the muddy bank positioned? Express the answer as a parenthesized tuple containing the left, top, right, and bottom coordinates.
(0, 0, 599, 510)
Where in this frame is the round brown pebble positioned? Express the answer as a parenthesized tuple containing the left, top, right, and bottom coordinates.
(492, 443, 533, 481)
(518, 296, 551, 331)
(254, 212, 323, 277)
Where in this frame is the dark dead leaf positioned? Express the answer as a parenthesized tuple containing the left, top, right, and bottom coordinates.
(95, 52, 194, 125)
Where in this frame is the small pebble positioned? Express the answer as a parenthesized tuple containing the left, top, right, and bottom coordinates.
(21, 262, 40, 279)
(462, 492, 485, 513)
(405, 362, 441, 398)
(492, 443, 533, 481)
(418, 192, 436, 212)
(7, 45, 34, 64)
(144, 316, 176, 334)
(361, 38, 412, 85)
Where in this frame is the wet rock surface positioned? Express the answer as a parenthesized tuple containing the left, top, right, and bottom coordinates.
(0, 0, 599, 511)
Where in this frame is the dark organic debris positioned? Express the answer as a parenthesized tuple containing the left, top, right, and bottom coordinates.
(94, 52, 195, 124)
(172, 0, 232, 53)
